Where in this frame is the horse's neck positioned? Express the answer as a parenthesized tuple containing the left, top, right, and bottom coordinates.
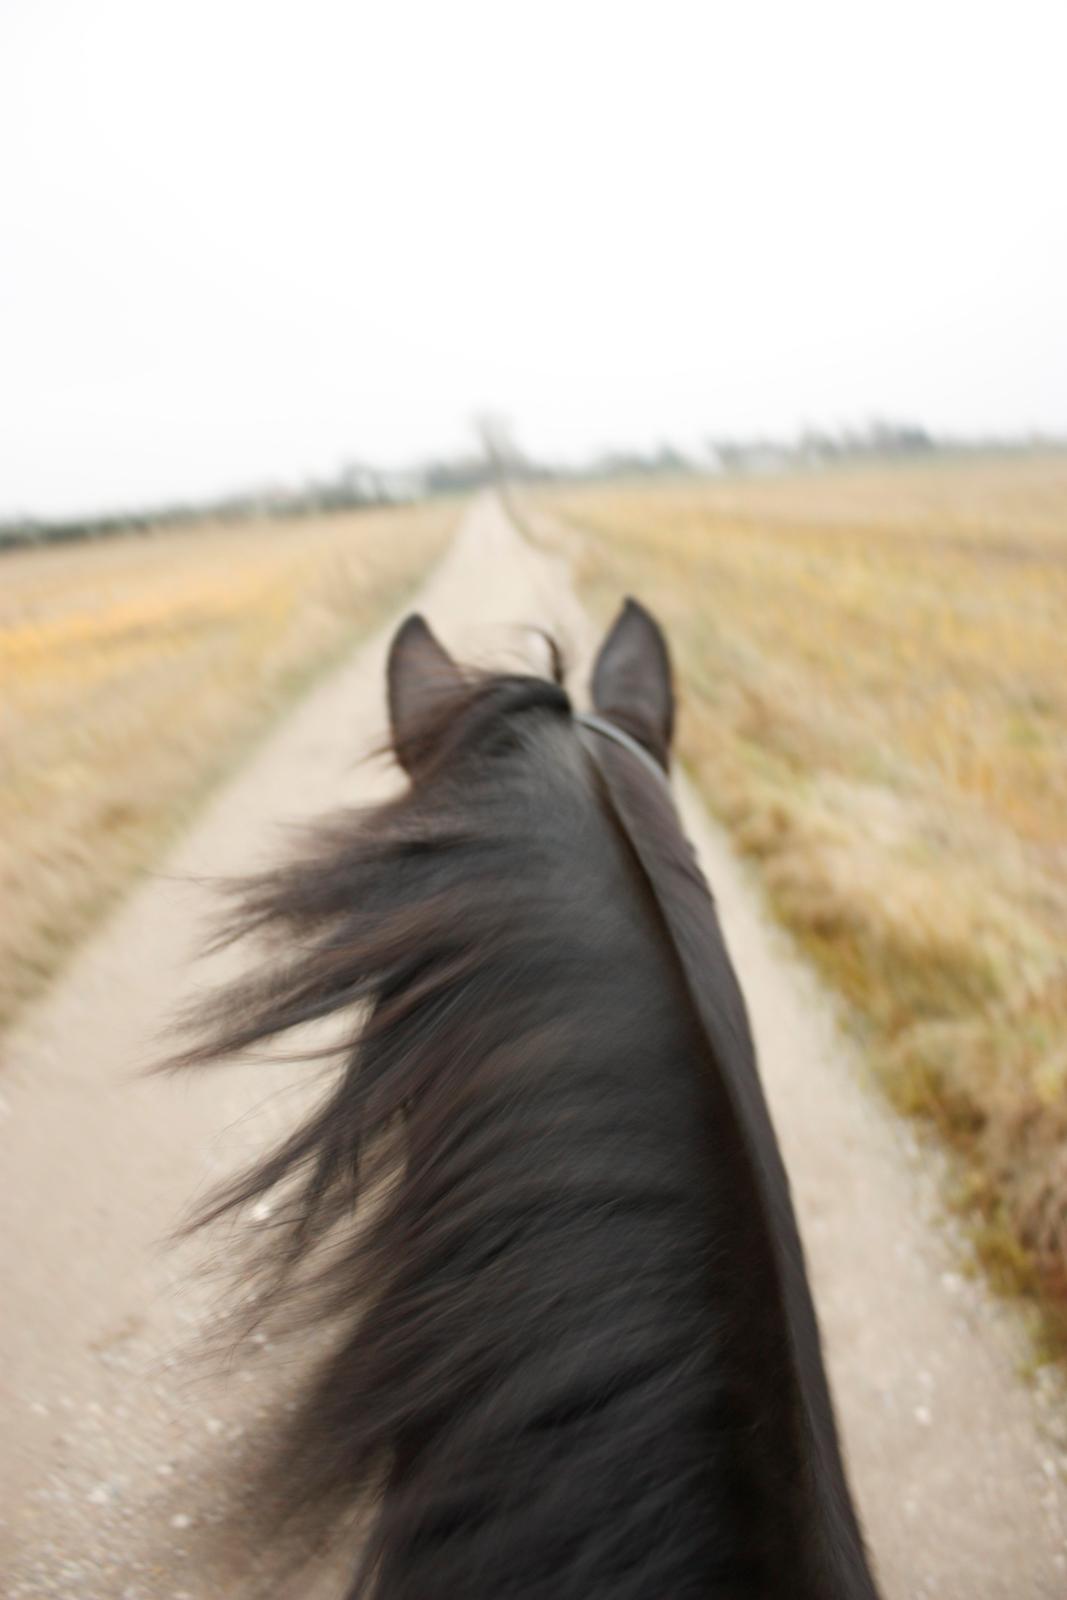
(583, 742, 880, 1599)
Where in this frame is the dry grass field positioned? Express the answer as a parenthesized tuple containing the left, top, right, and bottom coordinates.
(0, 502, 456, 1031)
(535, 455, 1067, 1349)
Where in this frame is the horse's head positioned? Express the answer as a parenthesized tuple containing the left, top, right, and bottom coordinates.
(386, 597, 675, 782)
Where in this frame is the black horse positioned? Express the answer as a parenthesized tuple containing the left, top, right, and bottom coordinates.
(173, 599, 880, 1599)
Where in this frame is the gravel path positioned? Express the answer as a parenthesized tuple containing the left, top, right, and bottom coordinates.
(3, 494, 1065, 1597)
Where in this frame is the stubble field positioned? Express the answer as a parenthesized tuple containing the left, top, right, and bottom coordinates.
(0, 501, 456, 1031)
(534, 455, 1067, 1349)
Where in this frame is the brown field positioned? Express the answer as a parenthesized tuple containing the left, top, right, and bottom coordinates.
(0, 502, 457, 1031)
(533, 455, 1067, 1350)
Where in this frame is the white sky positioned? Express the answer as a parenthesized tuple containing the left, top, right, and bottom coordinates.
(2, 0, 1065, 518)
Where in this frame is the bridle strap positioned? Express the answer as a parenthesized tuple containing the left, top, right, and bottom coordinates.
(574, 712, 672, 793)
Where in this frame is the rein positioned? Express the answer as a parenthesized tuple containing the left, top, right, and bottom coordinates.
(573, 702, 877, 1594)
(574, 712, 672, 792)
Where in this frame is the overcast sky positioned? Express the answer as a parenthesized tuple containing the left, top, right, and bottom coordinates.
(3, 0, 1065, 518)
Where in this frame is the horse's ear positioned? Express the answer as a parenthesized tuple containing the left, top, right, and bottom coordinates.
(387, 614, 464, 774)
(590, 598, 675, 770)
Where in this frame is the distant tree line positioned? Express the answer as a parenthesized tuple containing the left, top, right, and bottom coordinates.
(706, 419, 938, 474)
(0, 463, 421, 553)
(702, 422, 1067, 476)
(3, 422, 1063, 553)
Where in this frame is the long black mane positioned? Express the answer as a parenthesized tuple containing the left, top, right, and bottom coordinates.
(171, 652, 879, 1598)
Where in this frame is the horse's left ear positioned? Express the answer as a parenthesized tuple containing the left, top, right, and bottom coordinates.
(387, 614, 464, 775)
(591, 597, 675, 770)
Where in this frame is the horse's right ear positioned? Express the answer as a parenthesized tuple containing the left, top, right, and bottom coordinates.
(387, 614, 464, 775)
(591, 598, 675, 770)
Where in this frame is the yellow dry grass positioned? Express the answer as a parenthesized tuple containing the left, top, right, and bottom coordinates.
(0, 502, 456, 1030)
(535, 455, 1067, 1349)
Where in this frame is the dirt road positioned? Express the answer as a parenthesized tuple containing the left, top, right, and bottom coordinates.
(3, 494, 1065, 1597)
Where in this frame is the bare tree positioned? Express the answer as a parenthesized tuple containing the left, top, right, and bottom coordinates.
(473, 412, 521, 483)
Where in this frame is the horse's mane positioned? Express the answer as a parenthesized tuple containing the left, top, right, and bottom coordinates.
(168, 659, 878, 1599)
